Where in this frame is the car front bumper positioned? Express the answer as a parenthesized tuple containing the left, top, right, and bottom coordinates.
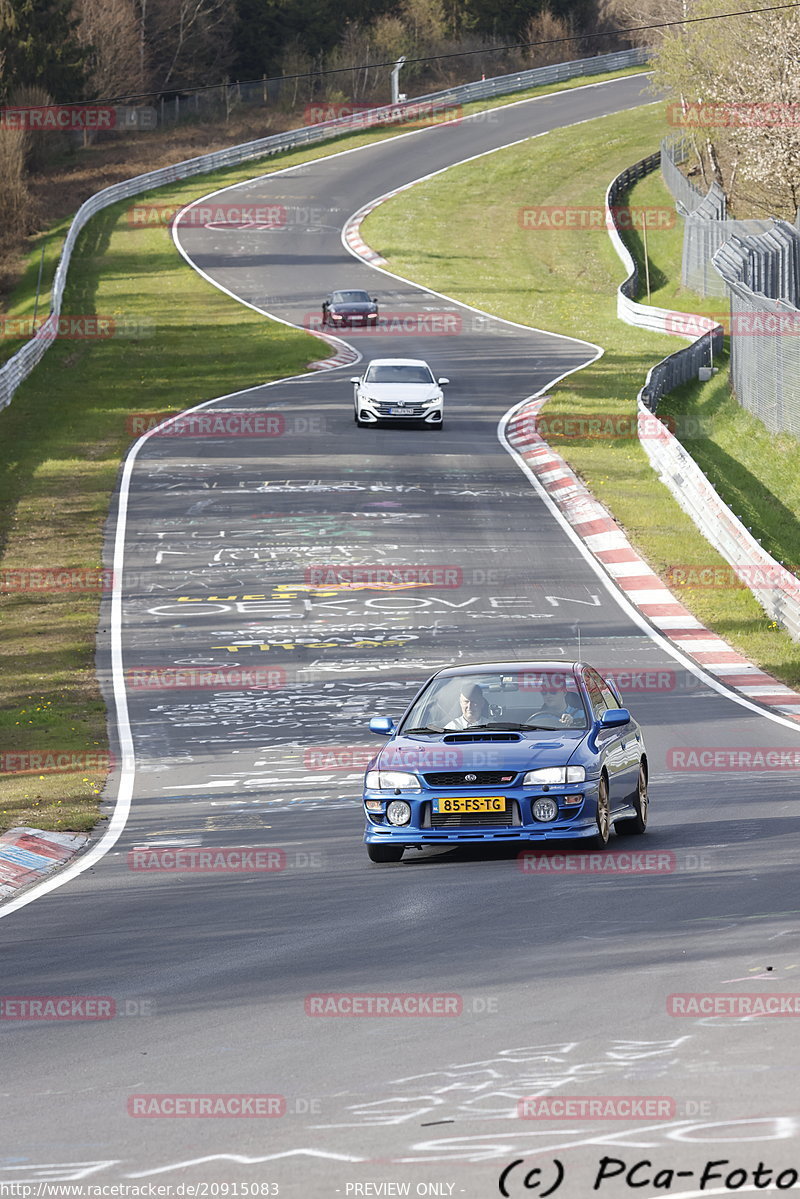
(363, 782, 602, 844)
(356, 398, 443, 424)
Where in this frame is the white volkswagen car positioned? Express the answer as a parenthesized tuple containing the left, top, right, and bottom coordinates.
(351, 358, 449, 429)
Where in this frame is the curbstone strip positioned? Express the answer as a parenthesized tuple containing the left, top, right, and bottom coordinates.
(0, 827, 89, 899)
(505, 398, 800, 721)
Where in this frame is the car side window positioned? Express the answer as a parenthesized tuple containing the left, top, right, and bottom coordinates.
(582, 669, 608, 719)
(585, 668, 619, 713)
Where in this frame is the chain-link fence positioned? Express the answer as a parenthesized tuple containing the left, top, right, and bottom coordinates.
(713, 223, 800, 438)
(661, 136, 776, 298)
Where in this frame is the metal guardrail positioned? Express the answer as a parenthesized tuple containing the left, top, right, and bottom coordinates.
(605, 155, 800, 642)
(605, 151, 724, 392)
(0, 46, 650, 415)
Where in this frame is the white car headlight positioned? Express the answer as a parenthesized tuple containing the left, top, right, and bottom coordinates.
(523, 766, 586, 785)
(365, 770, 421, 792)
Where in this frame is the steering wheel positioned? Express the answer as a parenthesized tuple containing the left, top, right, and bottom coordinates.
(526, 709, 574, 727)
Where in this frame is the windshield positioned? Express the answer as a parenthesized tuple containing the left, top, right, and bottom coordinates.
(364, 363, 435, 384)
(332, 290, 371, 303)
(400, 669, 588, 732)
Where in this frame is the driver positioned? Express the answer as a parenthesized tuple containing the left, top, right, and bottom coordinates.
(445, 683, 490, 730)
(527, 686, 584, 727)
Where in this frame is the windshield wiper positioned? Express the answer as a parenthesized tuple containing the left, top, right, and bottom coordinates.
(402, 726, 444, 735)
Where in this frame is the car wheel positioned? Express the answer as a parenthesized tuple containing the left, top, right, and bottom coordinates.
(430, 421, 444, 431)
(367, 843, 405, 863)
(615, 762, 648, 836)
(588, 776, 611, 849)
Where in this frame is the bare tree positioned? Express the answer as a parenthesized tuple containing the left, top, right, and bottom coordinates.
(652, 0, 800, 215)
(74, 0, 143, 98)
(147, 0, 235, 89)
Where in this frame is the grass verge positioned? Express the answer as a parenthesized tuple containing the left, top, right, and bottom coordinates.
(362, 102, 800, 688)
(0, 65, 651, 836)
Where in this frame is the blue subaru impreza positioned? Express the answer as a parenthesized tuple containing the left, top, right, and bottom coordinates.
(362, 661, 648, 863)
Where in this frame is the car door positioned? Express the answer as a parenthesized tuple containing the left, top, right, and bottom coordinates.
(583, 668, 630, 810)
(602, 673, 642, 795)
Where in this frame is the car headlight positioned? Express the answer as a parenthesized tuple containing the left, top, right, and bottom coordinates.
(523, 766, 586, 785)
(365, 770, 421, 792)
(532, 797, 559, 822)
(386, 800, 411, 825)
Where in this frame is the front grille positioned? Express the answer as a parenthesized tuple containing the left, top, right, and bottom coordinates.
(423, 770, 519, 787)
(375, 402, 424, 416)
(429, 798, 519, 828)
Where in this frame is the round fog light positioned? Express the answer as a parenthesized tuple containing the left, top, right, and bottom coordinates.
(532, 797, 559, 822)
(386, 800, 411, 826)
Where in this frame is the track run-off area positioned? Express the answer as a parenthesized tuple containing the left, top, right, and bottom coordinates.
(2, 74, 800, 1198)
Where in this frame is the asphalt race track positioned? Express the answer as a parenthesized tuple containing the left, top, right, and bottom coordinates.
(2, 75, 800, 1198)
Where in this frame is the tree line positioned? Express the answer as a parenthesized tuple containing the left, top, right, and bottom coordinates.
(1, 0, 600, 105)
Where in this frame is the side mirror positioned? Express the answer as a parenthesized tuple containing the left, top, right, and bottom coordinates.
(600, 707, 631, 728)
(369, 716, 396, 736)
(437, 377, 450, 385)
(371, 298, 379, 303)
(350, 376, 361, 384)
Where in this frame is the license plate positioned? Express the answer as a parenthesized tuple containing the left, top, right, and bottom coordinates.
(390, 406, 411, 414)
(432, 796, 506, 814)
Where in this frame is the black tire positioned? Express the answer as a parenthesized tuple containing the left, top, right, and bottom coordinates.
(588, 776, 611, 849)
(430, 421, 444, 431)
(367, 843, 404, 863)
(615, 762, 648, 836)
